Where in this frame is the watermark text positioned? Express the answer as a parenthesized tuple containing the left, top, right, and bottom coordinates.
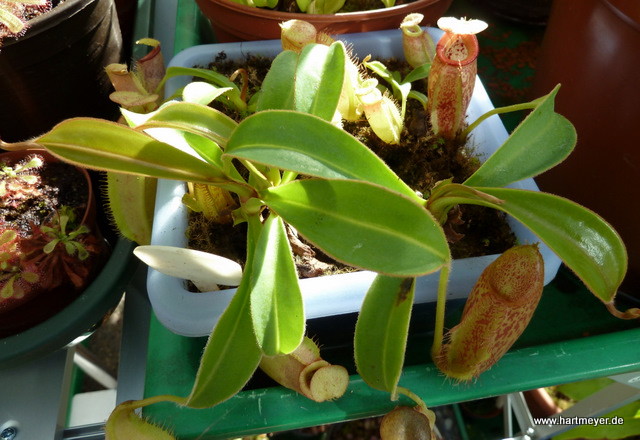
(533, 415, 624, 427)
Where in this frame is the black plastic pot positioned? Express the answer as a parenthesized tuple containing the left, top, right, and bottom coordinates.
(0, 149, 138, 369)
(0, 0, 123, 142)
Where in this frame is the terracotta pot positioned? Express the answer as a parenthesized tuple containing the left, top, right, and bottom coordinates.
(524, 388, 561, 418)
(194, 0, 452, 42)
(0, 149, 108, 336)
(471, 0, 552, 25)
(531, 0, 640, 293)
(0, 0, 122, 142)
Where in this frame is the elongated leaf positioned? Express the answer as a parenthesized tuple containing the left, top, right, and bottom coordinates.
(450, 185, 627, 303)
(256, 50, 298, 111)
(183, 82, 233, 106)
(226, 110, 419, 201)
(37, 118, 226, 184)
(186, 221, 262, 408)
(355, 276, 415, 395)
(180, 131, 224, 168)
(257, 43, 345, 121)
(138, 101, 238, 149)
(294, 43, 345, 120)
(465, 85, 577, 187)
(186, 276, 262, 408)
(261, 179, 449, 276)
(250, 215, 305, 356)
(403, 63, 432, 84)
(165, 66, 240, 91)
(307, 0, 345, 14)
(164, 66, 246, 110)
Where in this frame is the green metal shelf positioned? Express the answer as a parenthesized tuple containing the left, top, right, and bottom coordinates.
(143, 267, 640, 439)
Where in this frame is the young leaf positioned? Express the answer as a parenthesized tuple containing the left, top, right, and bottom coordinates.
(163, 66, 246, 111)
(403, 63, 432, 84)
(440, 184, 627, 303)
(186, 216, 262, 408)
(355, 276, 415, 396)
(306, 0, 345, 14)
(137, 101, 238, 149)
(261, 179, 449, 277)
(250, 214, 305, 356)
(36, 118, 227, 185)
(185, 220, 262, 408)
(255, 50, 298, 111)
(182, 82, 234, 106)
(464, 85, 577, 188)
(185, 275, 262, 408)
(257, 42, 346, 121)
(363, 59, 412, 117)
(294, 42, 345, 120)
(226, 110, 420, 202)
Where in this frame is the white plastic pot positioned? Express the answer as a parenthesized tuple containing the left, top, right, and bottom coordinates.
(149, 28, 561, 337)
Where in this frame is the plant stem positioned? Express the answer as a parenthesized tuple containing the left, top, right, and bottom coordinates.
(396, 386, 428, 412)
(431, 261, 451, 361)
(123, 394, 187, 411)
(0, 139, 42, 151)
(461, 101, 540, 139)
(241, 160, 270, 189)
(281, 170, 299, 185)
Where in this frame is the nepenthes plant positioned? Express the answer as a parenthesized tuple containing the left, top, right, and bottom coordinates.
(1, 14, 636, 439)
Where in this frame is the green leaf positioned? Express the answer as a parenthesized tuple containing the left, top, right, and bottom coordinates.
(250, 214, 305, 356)
(186, 221, 262, 408)
(165, 66, 239, 91)
(363, 59, 412, 117)
(261, 179, 449, 277)
(465, 85, 577, 187)
(307, 0, 345, 14)
(257, 43, 345, 121)
(295, 0, 311, 11)
(226, 110, 419, 201)
(355, 276, 415, 395)
(450, 185, 627, 303)
(138, 101, 238, 149)
(164, 66, 246, 111)
(403, 63, 432, 84)
(186, 278, 262, 408)
(37, 118, 227, 185)
(180, 131, 224, 168)
(182, 82, 233, 106)
(294, 43, 345, 120)
(252, 0, 278, 8)
(255, 51, 298, 112)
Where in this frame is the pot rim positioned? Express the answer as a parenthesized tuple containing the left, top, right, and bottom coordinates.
(0, 148, 95, 226)
(199, 0, 447, 21)
(2, 0, 102, 47)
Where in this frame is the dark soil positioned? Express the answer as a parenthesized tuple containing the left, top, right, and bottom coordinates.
(0, 155, 89, 235)
(0, 153, 107, 337)
(187, 53, 516, 278)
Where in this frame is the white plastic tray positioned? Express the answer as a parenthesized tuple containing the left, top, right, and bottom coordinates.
(149, 28, 561, 336)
